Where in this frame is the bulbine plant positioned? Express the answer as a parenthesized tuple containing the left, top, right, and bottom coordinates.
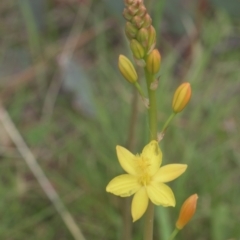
(106, 0, 198, 239)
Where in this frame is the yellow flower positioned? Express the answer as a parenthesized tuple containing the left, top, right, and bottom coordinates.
(106, 140, 187, 222)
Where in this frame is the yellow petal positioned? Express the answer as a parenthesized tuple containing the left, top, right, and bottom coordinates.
(131, 187, 149, 222)
(106, 174, 141, 197)
(141, 140, 162, 176)
(146, 182, 175, 207)
(153, 164, 187, 183)
(116, 145, 138, 175)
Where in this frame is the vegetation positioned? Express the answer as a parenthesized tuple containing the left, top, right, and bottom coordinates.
(0, 0, 240, 239)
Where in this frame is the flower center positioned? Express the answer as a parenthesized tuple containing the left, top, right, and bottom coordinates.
(136, 156, 151, 186)
(138, 173, 151, 186)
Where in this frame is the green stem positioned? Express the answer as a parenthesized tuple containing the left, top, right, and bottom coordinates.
(143, 202, 155, 240)
(168, 228, 179, 240)
(134, 82, 147, 99)
(145, 69, 158, 141)
(161, 112, 176, 134)
(143, 68, 157, 240)
(122, 88, 139, 240)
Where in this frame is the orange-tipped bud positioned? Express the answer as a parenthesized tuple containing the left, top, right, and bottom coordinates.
(172, 82, 192, 113)
(176, 194, 198, 230)
(130, 39, 145, 59)
(146, 49, 161, 74)
(118, 55, 138, 83)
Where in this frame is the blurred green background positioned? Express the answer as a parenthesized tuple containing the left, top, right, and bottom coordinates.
(0, 0, 240, 239)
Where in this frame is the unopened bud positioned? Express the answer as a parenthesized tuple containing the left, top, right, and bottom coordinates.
(130, 39, 145, 59)
(137, 5, 147, 17)
(123, 9, 132, 21)
(128, 5, 139, 16)
(118, 55, 138, 83)
(142, 14, 152, 28)
(137, 28, 149, 48)
(147, 26, 156, 54)
(131, 0, 141, 8)
(132, 15, 144, 29)
(125, 22, 138, 39)
(172, 82, 192, 113)
(146, 49, 161, 74)
(176, 194, 198, 230)
(124, 0, 134, 6)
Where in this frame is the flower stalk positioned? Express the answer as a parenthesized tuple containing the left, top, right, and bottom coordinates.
(168, 228, 179, 240)
(106, 1, 194, 239)
(134, 82, 147, 99)
(143, 67, 158, 240)
(161, 112, 176, 134)
(145, 68, 158, 141)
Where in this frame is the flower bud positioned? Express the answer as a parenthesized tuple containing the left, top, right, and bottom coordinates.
(131, 0, 141, 8)
(123, 9, 132, 21)
(172, 82, 192, 113)
(118, 55, 138, 83)
(146, 49, 161, 74)
(136, 28, 149, 48)
(124, 0, 134, 6)
(128, 5, 139, 16)
(142, 14, 152, 28)
(147, 26, 156, 54)
(137, 5, 147, 17)
(132, 15, 144, 29)
(125, 22, 138, 39)
(176, 194, 198, 230)
(130, 39, 145, 59)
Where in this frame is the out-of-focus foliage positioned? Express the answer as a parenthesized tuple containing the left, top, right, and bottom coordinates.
(0, 0, 240, 239)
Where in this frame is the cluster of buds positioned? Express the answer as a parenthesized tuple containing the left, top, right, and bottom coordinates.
(123, 0, 156, 56)
(118, 0, 161, 86)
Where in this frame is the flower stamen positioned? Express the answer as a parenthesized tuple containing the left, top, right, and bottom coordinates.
(138, 173, 151, 186)
(136, 156, 151, 185)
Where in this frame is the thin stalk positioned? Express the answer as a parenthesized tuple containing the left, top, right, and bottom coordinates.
(143, 68, 158, 240)
(145, 69, 158, 140)
(168, 228, 179, 240)
(161, 112, 176, 134)
(122, 88, 139, 240)
(134, 82, 147, 99)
